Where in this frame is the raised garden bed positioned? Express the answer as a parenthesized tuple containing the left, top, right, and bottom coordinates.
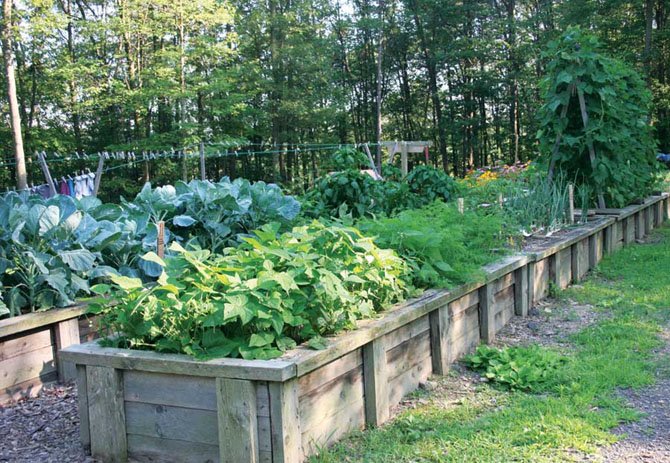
(59, 194, 670, 463)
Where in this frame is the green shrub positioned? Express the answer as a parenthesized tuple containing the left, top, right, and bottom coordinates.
(405, 165, 456, 203)
(91, 220, 409, 359)
(330, 147, 368, 171)
(464, 345, 566, 391)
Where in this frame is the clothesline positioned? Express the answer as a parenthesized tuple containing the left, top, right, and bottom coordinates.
(0, 143, 374, 170)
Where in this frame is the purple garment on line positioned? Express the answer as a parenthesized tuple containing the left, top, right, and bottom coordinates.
(59, 180, 70, 196)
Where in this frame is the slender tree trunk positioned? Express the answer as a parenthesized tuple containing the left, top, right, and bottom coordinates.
(1, 0, 27, 190)
(375, 0, 383, 171)
(644, 0, 653, 79)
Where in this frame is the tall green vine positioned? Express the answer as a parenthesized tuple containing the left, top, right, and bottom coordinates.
(537, 28, 659, 207)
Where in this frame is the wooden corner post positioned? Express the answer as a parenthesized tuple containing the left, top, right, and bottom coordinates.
(514, 265, 529, 317)
(86, 366, 127, 462)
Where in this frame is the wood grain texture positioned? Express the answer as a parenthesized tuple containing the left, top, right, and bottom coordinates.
(478, 283, 495, 343)
(363, 337, 389, 426)
(556, 247, 572, 289)
(387, 355, 432, 409)
(127, 434, 219, 463)
(298, 349, 362, 397)
(0, 345, 56, 390)
(125, 402, 218, 445)
(386, 330, 431, 382)
(87, 365, 127, 462)
(429, 305, 449, 375)
(514, 265, 528, 317)
(269, 379, 302, 463)
(0, 304, 87, 338)
(61, 343, 295, 382)
(124, 371, 216, 410)
(216, 378, 259, 463)
(76, 365, 90, 448)
(55, 318, 80, 381)
(0, 328, 52, 361)
(446, 299, 480, 363)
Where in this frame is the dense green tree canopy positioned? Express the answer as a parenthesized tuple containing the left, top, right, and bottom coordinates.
(0, 0, 668, 195)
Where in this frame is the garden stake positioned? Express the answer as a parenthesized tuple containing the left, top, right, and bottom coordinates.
(568, 183, 575, 224)
(157, 221, 165, 258)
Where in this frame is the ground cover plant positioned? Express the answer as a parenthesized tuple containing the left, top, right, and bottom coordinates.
(91, 220, 409, 359)
(310, 227, 670, 462)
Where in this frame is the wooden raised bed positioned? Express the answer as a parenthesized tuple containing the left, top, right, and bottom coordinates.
(0, 304, 97, 403)
(58, 194, 669, 463)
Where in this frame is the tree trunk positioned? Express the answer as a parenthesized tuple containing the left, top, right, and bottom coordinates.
(375, 0, 384, 172)
(1, 0, 27, 190)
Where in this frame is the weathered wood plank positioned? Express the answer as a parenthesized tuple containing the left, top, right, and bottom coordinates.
(55, 318, 80, 381)
(257, 382, 270, 418)
(127, 434, 219, 463)
(126, 402, 217, 445)
(429, 305, 449, 375)
(492, 272, 515, 294)
(217, 378, 259, 463)
(387, 355, 432, 409)
(478, 283, 495, 343)
(258, 415, 272, 453)
(124, 371, 216, 411)
(363, 336, 388, 427)
(384, 315, 429, 351)
(87, 365, 127, 462)
(529, 258, 549, 304)
(0, 345, 56, 390)
(298, 349, 362, 397)
(269, 379, 302, 463)
(570, 239, 589, 282)
(446, 301, 479, 363)
(61, 343, 295, 382)
(300, 396, 365, 457)
(514, 265, 529, 317)
(386, 330, 431, 382)
(0, 304, 87, 338)
(0, 328, 52, 361)
(300, 367, 364, 436)
(76, 365, 90, 448)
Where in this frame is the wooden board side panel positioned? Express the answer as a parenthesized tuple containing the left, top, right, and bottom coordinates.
(531, 259, 549, 304)
(387, 356, 432, 409)
(492, 285, 515, 333)
(299, 366, 365, 456)
(0, 344, 56, 391)
(127, 434, 219, 463)
(556, 247, 572, 289)
(0, 328, 52, 362)
(446, 301, 480, 364)
(124, 371, 217, 411)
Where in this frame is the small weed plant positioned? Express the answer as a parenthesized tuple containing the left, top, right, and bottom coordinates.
(464, 345, 566, 392)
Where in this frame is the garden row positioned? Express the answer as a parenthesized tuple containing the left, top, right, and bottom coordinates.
(49, 193, 670, 462)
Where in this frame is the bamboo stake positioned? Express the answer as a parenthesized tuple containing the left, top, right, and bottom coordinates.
(157, 221, 165, 258)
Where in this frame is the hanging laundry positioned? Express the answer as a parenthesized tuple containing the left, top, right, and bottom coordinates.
(59, 179, 70, 196)
(67, 178, 75, 197)
(84, 172, 96, 196)
(74, 175, 86, 199)
(36, 184, 51, 199)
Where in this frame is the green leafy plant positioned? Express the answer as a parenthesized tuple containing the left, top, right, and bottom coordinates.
(464, 345, 566, 391)
(405, 165, 456, 203)
(357, 201, 516, 288)
(330, 147, 369, 171)
(91, 220, 409, 359)
(537, 27, 660, 207)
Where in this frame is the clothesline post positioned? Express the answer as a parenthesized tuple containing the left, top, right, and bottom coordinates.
(200, 142, 206, 181)
(37, 152, 57, 197)
(93, 155, 104, 197)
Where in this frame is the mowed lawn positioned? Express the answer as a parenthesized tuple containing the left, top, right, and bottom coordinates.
(311, 227, 670, 463)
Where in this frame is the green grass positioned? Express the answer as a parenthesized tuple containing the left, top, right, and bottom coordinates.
(311, 227, 670, 462)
